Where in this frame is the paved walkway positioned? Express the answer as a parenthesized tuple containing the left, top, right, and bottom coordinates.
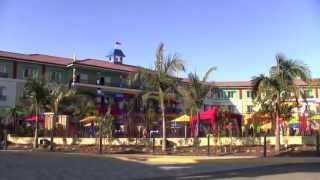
(1, 151, 320, 180)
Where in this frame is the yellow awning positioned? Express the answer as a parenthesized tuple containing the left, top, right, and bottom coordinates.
(172, 114, 190, 123)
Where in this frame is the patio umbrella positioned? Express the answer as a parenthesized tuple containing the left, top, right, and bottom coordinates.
(80, 116, 98, 125)
(310, 115, 320, 121)
(260, 122, 271, 131)
(172, 114, 190, 122)
(172, 114, 190, 138)
(24, 115, 44, 123)
(288, 117, 299, 125)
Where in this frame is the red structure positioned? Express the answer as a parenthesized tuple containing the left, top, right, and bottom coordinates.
(189, 107, 242, 137)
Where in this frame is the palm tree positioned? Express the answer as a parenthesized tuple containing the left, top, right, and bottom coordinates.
(178, 67, 216, 137)
(131, 43, 185, 151)
(252, 55, 311, 153)
(96, 100, 114, 154)
(24, 78, 49, 148)
(47, 84, 76, 151)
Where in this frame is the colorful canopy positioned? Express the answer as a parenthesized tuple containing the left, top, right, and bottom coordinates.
(288, 117, 299, 125)
(189, 107, 242, 137)
(172, 114, 190, 122)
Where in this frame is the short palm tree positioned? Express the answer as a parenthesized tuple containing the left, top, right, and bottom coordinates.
(131, 43, 185, 151)
(178, 67, 216, 136)
(252, 55, 311, 153)
(24, 78, 49, 148)
(47, 84, 76, 151)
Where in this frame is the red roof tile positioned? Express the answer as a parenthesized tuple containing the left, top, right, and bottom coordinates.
(0, 50, 72, 66)
(77, 59, 137, 72)
(210, 81, 253, 87)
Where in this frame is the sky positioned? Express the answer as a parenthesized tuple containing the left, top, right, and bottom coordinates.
(0, 0, 320, 81)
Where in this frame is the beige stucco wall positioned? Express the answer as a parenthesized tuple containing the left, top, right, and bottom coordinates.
(8, 135, 317, 146)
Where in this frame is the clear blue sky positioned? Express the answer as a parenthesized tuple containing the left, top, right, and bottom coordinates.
(1, 0, 320, 81)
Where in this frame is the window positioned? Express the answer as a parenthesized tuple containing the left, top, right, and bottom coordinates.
(105, 76, 111, 84)
(247, 105, 254, 113)
(0, 86, 6, 101)
(0, 64, 8, 78)
(48, 71, 62, 83)
(247, 91, 256, 99)
(80, 74, 88, 83)
(23, 68, 37, 79)
(227, 91, 234, 98)
(247, 91, 251, 98)
(228, 105, 235, 112)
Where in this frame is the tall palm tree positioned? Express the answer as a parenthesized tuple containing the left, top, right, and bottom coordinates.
(252, 55, 311, 153)
(131, 43, 185, 151)
(178, 67, 216, 136)
(97, 98, 114, 154)
(47, 84, 76, 151)
(24, 78, 49, 148)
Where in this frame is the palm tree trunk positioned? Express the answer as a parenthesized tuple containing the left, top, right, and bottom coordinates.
(50, 114, 56, 151)
(275, 113, 280, 153)
(99, 118, 103, 154)
(33, 107, 39, 149)
(159, 88, 166, 152)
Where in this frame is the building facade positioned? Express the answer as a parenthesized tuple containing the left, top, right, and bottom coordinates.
(1, 47, 320, 125)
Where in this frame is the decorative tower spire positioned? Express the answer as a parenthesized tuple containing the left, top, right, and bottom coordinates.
(107, 42, 126, 64)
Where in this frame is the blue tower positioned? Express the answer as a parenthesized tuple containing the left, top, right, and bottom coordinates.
(107, 42, 126, 64)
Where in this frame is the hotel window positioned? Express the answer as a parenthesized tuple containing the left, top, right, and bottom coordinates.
(0, 86, 6, 101)
(228, 105, 235, 112)
(23, 68, 37, 79)
(48, 71, 62, 83)
(247, 105, 254, 113)
(227, 91, 234, 98)
(0, 64, 8, 77)
(247, 91, 256, 99)
(80, 73, 88, 83)
(105, 76, 111, 84)
(247, 91, 251, 98)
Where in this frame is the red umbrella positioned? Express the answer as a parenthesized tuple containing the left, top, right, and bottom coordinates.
(24, 115, 44, 123)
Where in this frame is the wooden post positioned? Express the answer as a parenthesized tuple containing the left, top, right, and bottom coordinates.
(207, 134, 210, 156)
(153, 137, 155, 153)
(263, 135, 267, 157)
(316, 132, 319, 156)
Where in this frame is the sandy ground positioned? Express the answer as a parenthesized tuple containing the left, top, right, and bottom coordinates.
(1, 151, 320, 180)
